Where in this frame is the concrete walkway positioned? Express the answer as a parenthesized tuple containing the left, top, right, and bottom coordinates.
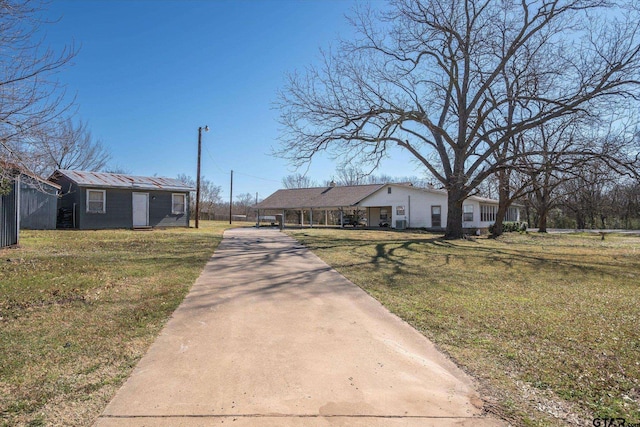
(95, 228, 504, 426)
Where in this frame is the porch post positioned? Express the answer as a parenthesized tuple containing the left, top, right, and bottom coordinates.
(325, 209, 328, 225)
(310, 209, 313, 228)
(300, 209, 304, 226)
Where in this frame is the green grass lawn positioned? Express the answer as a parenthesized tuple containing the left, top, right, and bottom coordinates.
(285, 229, 640, 426)
(0, 221, 240, 426)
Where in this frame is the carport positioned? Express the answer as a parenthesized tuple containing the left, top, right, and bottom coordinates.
(254, 183, 385, 228)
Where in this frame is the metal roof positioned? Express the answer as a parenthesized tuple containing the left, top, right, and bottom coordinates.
(51, 169, 195, 192)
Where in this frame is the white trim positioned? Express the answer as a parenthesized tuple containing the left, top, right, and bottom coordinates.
(480, 204, 498, 222)
(463, 204, 474, 222)
(86, 189, 106, 213)
(505, 206, 520, 222)
(172, 193, 186, 215)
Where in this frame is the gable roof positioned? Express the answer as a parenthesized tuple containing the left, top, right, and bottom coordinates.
(255, 184, 385, 209)
(256, 182, 502, 210)
(51, 169, 195, 192)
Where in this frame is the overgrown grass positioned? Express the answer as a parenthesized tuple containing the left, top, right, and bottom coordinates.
(286, 229, 640, 426)
(0, 221, 240, 426)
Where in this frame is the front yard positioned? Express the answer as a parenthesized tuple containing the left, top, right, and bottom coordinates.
(2, 224, 638, 426)
(286, 229, 640, 426)
(0, 221, 237, 426)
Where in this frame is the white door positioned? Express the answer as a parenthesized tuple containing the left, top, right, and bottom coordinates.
(132, 193, 149, 227)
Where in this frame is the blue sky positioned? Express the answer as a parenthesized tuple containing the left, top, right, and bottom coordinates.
(41, 0, 420, 200)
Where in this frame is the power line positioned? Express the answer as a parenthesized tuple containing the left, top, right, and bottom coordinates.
(203, 144, 227, 174)
(233, 170, 281, 183)
(202, 144, 281, 184)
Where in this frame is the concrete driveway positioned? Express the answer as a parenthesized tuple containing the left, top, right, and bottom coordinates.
(95, 228, 504, 426)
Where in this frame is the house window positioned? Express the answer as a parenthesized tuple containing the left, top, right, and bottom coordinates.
(380, 208, 388, 221)
(172, 194, 186, 215)
(431, 206, 441, 227)
(463, 204, 474, 222)
(480, 205, 497, 222)
(396, 205, 405, 215)
(87, 189, 106, 213)
(506, 206, 519, 222)
(387, 187, 392, 194)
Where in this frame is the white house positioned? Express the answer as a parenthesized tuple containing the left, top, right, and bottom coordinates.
(255, 182, 520, 230)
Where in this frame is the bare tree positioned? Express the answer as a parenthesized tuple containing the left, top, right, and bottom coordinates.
(25, 118, 110, 177)
(281, 173, 318, 188)
(487, 48, 640, 237)
(559, 159, 624, 229)
(277, 0, 640, 238)
(177, 174, 222, 219)
(361, 173, 395, 184)
(103, 166, 131, 174)
(334, 165, 365, 186)
(0, 0, 76, 178)
(177, 174, 195, 188)
(614, 180, 640, 229)
(234, 192, 255, 218)
(200, 179, 222, 215)
(522, 122, 581, 232)
(333, 165, 431, 186)
(523, 173, 640, 229)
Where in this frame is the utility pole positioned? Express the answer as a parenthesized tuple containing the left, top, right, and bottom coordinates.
(195, 125, 208, 229)
(229, 170, 233, 224)
(255, 192, 259, 227)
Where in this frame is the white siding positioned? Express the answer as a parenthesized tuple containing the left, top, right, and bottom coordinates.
(359, 185, 448, 228)
(360, 185, 501, 229)
(463, 199, 501, 228)
(462, 200, 476, 228)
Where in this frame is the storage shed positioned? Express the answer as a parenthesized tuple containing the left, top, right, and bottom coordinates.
(0, 165, 60, 247)
(19, 173, 61, 230)
(49, 170, 195, 229)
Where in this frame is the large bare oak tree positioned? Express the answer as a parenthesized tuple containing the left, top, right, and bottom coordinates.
(277, 0, 640, 238)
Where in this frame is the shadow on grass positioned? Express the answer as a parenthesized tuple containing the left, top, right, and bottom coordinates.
(298, 232, 636, 284)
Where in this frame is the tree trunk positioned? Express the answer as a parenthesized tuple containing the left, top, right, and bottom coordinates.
(445, 189, 465, 239)
(576, 212, 586, 229)
(538, 208, 549, 232)
(493, 207, 506, 237)
(492, 171, 511, 238)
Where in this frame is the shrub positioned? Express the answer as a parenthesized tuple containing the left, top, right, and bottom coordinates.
(489, 221, 527, 234)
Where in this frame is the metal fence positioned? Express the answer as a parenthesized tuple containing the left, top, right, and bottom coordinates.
(0, 180, 19, 248)
(198, 212, 257, 222)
